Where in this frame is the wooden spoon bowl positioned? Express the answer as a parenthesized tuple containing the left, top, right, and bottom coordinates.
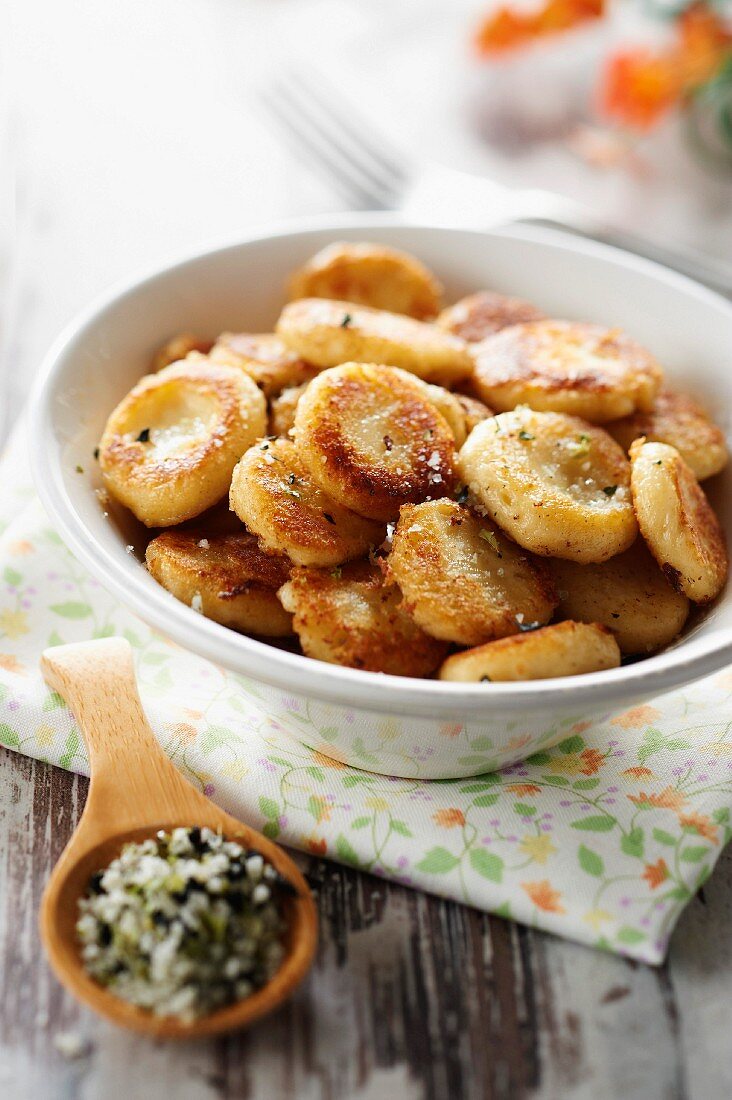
(39, 637, 317, 1039)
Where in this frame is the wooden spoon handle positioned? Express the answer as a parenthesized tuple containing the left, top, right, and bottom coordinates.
(41, 638, 204, 830)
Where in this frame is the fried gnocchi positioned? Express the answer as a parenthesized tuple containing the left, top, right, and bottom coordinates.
(472, 320, 662, 423)
(630, 440, 728, 603)
(279, 560, 448, 676)
(151, 333, 213, 372)
(277, 298, 473, 386)
(438, 621, 621, 682)
(145, 529, 292, 636)
(288, 242, 443, 320)
(608, 388, 728, 481)
(209, 333, 317, 397)
(437, 290, 546, 342)
(386, 499, 556, 645)
(99, 360, 267, 527)
(549, 541, 690, 654)
(98, 240, 728, 685)
(459, 408, 637, 562)
(294, 363, 457, 521)
(230, 437, 384, 567)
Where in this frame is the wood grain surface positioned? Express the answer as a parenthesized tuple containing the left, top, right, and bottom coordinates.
(2, 745, 732, 1100)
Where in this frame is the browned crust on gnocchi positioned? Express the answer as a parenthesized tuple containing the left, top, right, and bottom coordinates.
(471, 320, 662, 423)
(438, 621, 621, 682)
(146, 529, 292, 635)
(277, 298, 473, 386)
(151, 333, 214, 372)
(294, 363, 457, 521)
(99, 360, 267, 527)
(386, 499, 557, 645)
(210, 333, 318, 397)
(630, 440, 728, 603)
(287, 242, 443, 320)
(608, 388, 728, 481)
(437, 291, 546, 342)
(279, 560, 448, 676)
(229, 437, 385, 567)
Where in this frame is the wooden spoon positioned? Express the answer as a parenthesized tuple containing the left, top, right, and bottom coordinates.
(39, 637, 317, 1038)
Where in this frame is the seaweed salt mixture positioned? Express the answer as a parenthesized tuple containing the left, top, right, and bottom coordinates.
(76, 827, 291, 1021)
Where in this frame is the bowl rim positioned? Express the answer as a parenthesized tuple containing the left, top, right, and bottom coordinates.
(29, 212, 732, 719)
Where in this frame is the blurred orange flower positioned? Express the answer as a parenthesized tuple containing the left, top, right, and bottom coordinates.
(313, 750, 347, 770)
(621, 766, 655, 780)
(628, 786, 687, 811)
(643, 858, 670, 890)
(522, 879, 565, 913)
(612, 705, 661, 729)
(679, 811, 718, 843)
(433, 808, 466, 829)
(308, 837, 327, 857)
(506, 783, 542, 796)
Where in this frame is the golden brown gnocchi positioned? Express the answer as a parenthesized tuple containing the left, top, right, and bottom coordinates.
(549, 541, 690, 654)
(276, 298, 473, 386)
(209, 333, 317, 397)
(471, 320, 663, 423)
(229, 437, 385, 567)
(99, 360, 267, 527)
(608, 388, 728, 481)
(437, 290, 546, 342)
(438, 621, 621, 682)
(279, 560, 448, 676)
(145, 529, 292, 636)
(151, 333, 213, 372)
(98, 240, 729, 685)
(294, 363, 457, 521)
(459, 407, 637, 562)
(630, 440, 728, 603)
(287, 242, 443, 320)
(386, 499, 556, 645)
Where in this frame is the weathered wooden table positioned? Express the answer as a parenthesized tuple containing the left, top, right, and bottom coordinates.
(2, 746, 732, 1099)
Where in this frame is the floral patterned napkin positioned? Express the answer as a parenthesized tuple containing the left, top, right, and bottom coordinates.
(2, 427, 732, 963)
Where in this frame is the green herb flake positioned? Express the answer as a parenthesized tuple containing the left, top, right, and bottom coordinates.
(340, 313, 352, 328)
(330, 566, 342, 579)
(479, 529, 502, 557)
(75, 464, 84, 474)
(568, 433, 591, 457)
(93, 447, 100, 461)
(518, 430, 534, 441)
(602, 485, 618, 497)
(136, 428, 151, 443)
(455, 485, 469, 505)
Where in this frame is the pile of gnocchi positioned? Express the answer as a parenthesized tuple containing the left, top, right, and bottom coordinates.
(97, 242, 729, 683)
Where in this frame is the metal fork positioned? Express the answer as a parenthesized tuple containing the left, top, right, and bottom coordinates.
(261, 67, 732, 295)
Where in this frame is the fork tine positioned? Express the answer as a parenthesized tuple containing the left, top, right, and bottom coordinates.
(260, 85, 394, 207)
(260, 85, 388, 209)
(283, 68, 409, 192)
(267, 77, 402, 208)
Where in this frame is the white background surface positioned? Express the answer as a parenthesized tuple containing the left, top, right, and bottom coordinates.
(4, 0, 731, 445)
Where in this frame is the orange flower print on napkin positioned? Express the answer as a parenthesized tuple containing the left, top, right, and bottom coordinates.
(308, 836, 327, 857)
(7, 540, 33, 556)
(0, 653, 25, 674)
(642, 858, 670, 890)
(439, 722, 464, 738)
(167, 722, 197, 744)
(522, 880, 565, 914)
(679, 811, 718, 843)
(621, 766, 655, 781)
(506, 783, 542, 797)
(628, 786, 686, 811)
(549, 748, 605, 776)
(433, 808, 466, 829)
(612, 705, 661, 729)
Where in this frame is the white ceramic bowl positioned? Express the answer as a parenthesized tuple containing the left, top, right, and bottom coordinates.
(30, 216, 732, 779)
